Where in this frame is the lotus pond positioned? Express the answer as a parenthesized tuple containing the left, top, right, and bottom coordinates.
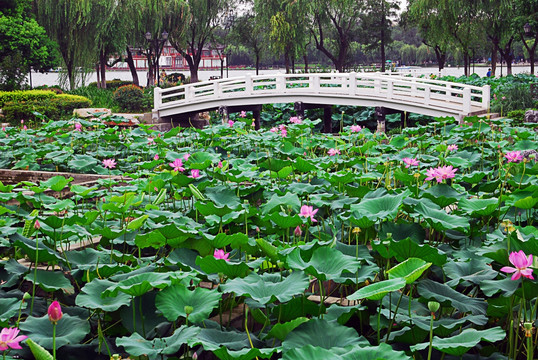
(0, 114, 537, 360)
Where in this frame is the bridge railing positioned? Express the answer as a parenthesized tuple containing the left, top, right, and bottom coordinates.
(154, 73, 490, 116)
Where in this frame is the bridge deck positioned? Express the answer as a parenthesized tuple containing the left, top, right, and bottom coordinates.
(153, 73, 490, 121)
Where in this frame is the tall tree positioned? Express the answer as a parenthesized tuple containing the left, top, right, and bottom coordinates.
(0, 0, 57, 90)
(309, 0, 364, 72)
(513, 0, 538, 75)
(405, 0, 451, 71)
(33, 0, 97, 90)
(254, 0, 309, 73)
(361, 0, 399, 72)
(168, 0, 228, 83)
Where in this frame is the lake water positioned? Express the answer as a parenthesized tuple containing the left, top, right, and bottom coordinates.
(26, 65, 534, 88)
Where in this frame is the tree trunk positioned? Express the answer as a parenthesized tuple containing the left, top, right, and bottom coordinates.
(185, 55, 199, 83)
(284, 52, 290, 74)
(303, 54, 308, 74)
(220, 57, 224, 78)
(146, 51, 154, 87)
(291, 57, 295, 74)
(125, 47, 139, 86)
(66, 60, 75, 91)
(380, 1, 386, 72)
(463, 53, 469, 76)
(255, 53, 260, 75)
(99, 49, 107, 89)
(520, 33, 538, 76)
(96, 63, 101, 88)
(491, 47, 497, 77)
(433, 46, 446, 71)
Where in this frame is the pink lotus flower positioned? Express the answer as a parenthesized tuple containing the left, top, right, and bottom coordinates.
(74, 123, 82, 131)
(183, 153, 191, 161)
(447, 144, 458, 152)
(328, 148, 340, 156)
(1, 126, 5, 132)
(270, 127, 278, 133)
(147, 137, 155, 145)
(299, 205, 319, 222)
(102, 159, 116, 169)
(228, 120, 234, 127)
(169, 158, 185, 172)
(403, 157, 419, 168)
(23, 125, 27, 131)
(48, 300, 63, 324)
(20, 120, 24, 124)
(214, 249, 230, 261)
(425, 165, 457, 183)
(294, 225, 302, 237)
(0, 328, 27, 351)
(501, 250, 534, 281)
(217, 161, 223, 169)
(239, 111, 247, 118)
(289, 116, 302, 124)
(281, 128, 287, 137)
(189, 169, 200, 179)
(505, 151, 523, 163)
(154, 154, 159, 161)
(350, 125, 362, 133)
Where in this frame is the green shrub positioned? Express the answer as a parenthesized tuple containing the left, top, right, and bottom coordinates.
(0, 90, 56, 107)
(506, 109, 526, 125)
(88, 79, 133, 90)
(491, 83, 534, 115)
(33, 85, 64, 94)
(69, 86, 115, 108)
(114, 84, 144, 112)
(2, 94, 91, 125)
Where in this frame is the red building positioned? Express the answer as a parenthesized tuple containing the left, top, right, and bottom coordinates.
(111, 44, 226, 71)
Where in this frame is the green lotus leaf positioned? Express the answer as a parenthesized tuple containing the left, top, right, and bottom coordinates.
(387, 258, 431, 284)
(348, 278, 406, 301)
(293, 157, 317, 172)
(202, 232, 249, 249)
(76, 279, 131, 311)
(213, 346, 279, 360)
(204, 185, 241, 208)
(513, 196, 538, 209)
(410, 327, 505, 356)
(414, 202, 470, 232)
(260, 158, 291, 172)
(40, 176, 73, 192)
(350, 191, 409, 222)
(188, 324, 263, 352)
(11, 233, 61, 263)
(282, 318, 364, 351)
(379, 222, 425, 242)
(196, 255, 251, 278)
(25, 269, 74, 294)
(20, 314, 90, 350)
(268, 212, 303, 229)
(67, 155, 98, 171)
(285, 246, 361, 281)
(417, 279, 487, 315)
(155, 284, 220, 323)
(422, 184, 462, 208)
(265, 317, 309, 341)
(443, 258, 498, 287)
(116, 325, 200, 360)
(0, 297, 26, 325)
(261, 193, 301, 215)
(102, 272, 172, 297)
(480, 277, 519, 297)
(458, 197, 499, 216)
(390, 238, 447, 266)
(221, 271, 309, 305)
(283, 345, 344, 360)
(195, 201, 235, 217)
(335, 343, 413, 359)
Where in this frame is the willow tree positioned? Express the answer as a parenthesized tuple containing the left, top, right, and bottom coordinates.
(254, 0, 310, 73)
(33, 0, 97, 89)
(308, 0, 365, 72)
(168, 0, 229, 83)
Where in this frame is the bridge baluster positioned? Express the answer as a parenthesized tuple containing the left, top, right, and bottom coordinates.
(348, 72, 357, 96)
(276, 74, 285, 92)
(482, 85, 490, 110)
(463, 87, 471, 114)
(245, 75, 252, 96)
(154, 87, 162, 110)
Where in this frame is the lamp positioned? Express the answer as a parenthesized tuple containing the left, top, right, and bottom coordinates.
(524, 23, 533, 37)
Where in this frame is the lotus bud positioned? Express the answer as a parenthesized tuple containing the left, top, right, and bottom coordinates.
(523, 322, 534, 338)
(428, 301, 440, 313)
(23, 292, 31, 301)
(34, 220, 40, 229)
(294, 226, 302, 237)
(184, 306, 194, 315)
(48, 300, 63, 324)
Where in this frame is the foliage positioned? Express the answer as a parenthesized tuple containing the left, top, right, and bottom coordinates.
(1, 93, 91, 124)
(87, 79, 133, 90)
(113, 84, 144, 112)
(0, 0, 58, 90)
(0, 89, 56, 107)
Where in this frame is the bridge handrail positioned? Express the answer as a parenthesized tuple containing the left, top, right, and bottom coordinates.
(154, 72, 490, 116)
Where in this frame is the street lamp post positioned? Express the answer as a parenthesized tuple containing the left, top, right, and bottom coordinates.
(223, 11, 235, 78)
(146, 30, 168, 86)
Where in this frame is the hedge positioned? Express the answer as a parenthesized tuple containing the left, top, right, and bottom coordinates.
(2, 94, 91, 125)
(0, 90, 56, 107)
(87, 79, 133, 90)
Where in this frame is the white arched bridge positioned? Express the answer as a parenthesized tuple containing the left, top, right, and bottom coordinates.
(152, 72, 491, 132)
